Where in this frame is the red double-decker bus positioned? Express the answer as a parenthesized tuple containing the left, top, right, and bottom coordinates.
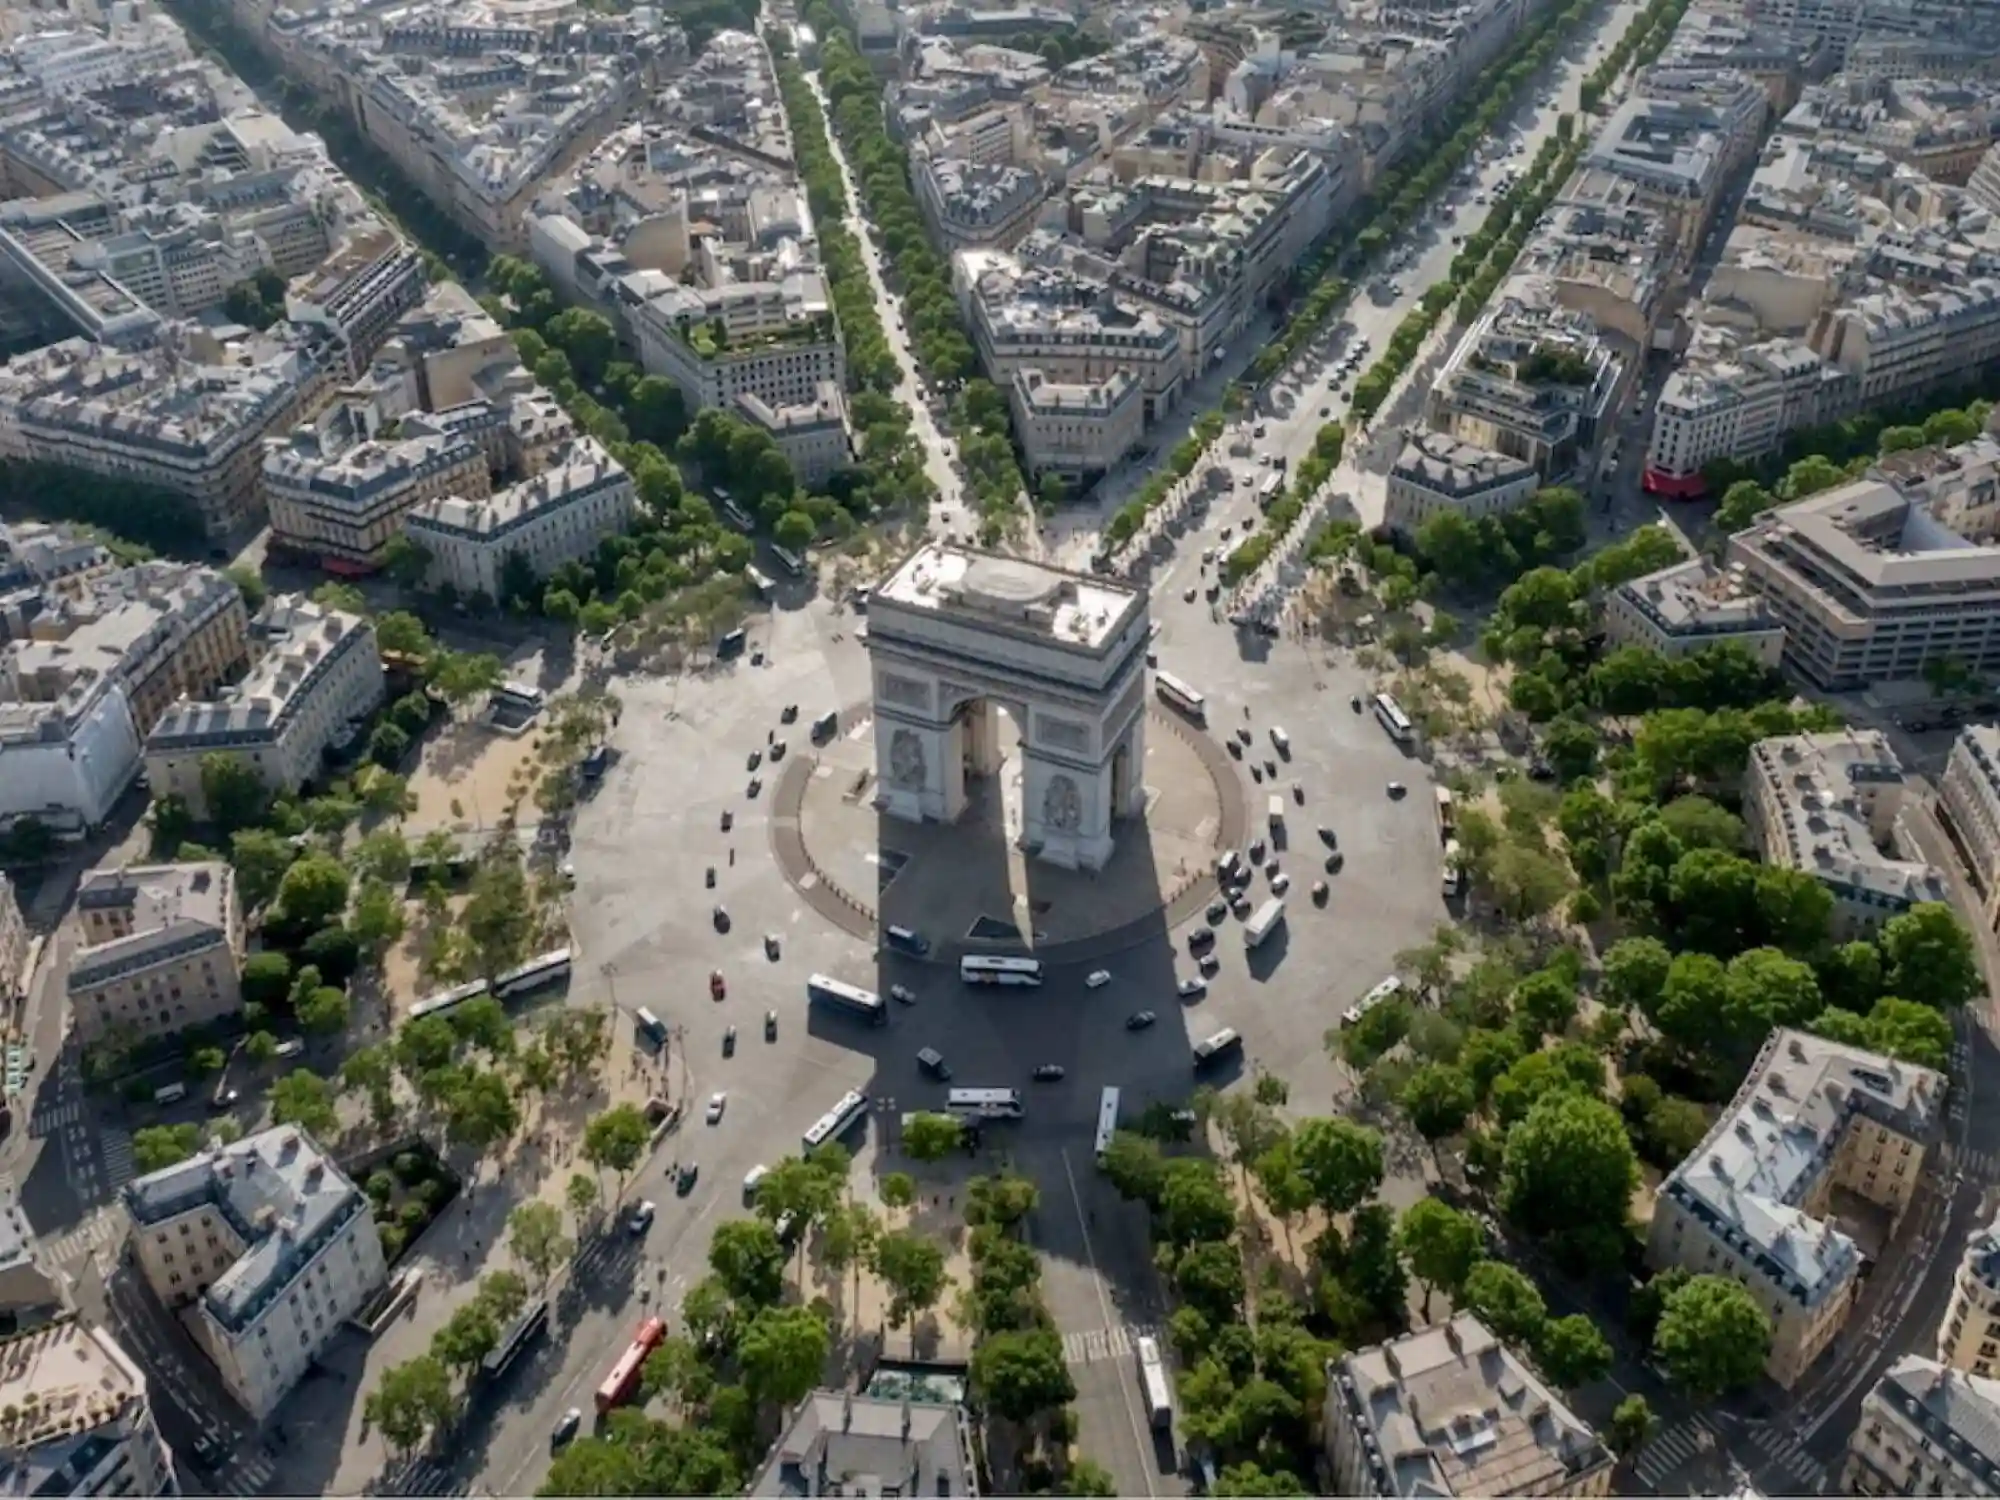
(595, 1316, 667, 1414)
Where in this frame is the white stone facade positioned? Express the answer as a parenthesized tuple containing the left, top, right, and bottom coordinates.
(864, 546, 1150, 872)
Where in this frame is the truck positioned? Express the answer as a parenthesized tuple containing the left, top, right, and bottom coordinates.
(1267, 794, 1284, 831)
(1244, 897, 1286, 949)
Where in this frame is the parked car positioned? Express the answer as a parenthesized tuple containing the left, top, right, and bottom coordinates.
(1032, 1064, 1066, 1082)
(1178, 978, 1207, 999)
(1126, 1011, 1158, 1031)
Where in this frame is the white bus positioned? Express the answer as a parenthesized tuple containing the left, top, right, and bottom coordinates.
(959, 955, 1044, 988)
(1136, 1335, 1174, 1430)
(1155, 671, 1206, 722)
(772, 545, 807, 578)
(1434, 786, 1456, 841)
(947, 1088, 1025, 1120)
(1257, 472, 1284, 508)
(745, 566, 774, 599)
(1374, 692, 1414, 744)
(1192, 1028, 1242, 1069)
(1443, 838, 1464, 897)
(1094, 1086, 1121, 1165)
(803, 1089, 870, 1151)
(807, 974, 888, 1024)
(492, 948, 572, 999)
(1244, 898, 1286, 949)
(409, 976, 491, 1022)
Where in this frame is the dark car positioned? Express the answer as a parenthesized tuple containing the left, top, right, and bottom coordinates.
(1312, 881, 1330, 905)
(1325, 851, 1346, 874)
(1318, 826, 1338, 847)
(676, 1163, 699, 1194)
(764, 1009, 778, 1040)
(723, 1026, 737, 1057)
(1227, 739, 1243, 759)
(713, 904, 731, 933)
(747, 749, 763, 772)
(720, 809, 734, 832)
(1126, 1011, 1157, 1030)
(1033, 1064, 1066, 1081)
(781, 703, 799, 723)
(1206, 899, 1229, 924)
(1350, 694, 1363, 712)
(764, 933, 781, 960)
(1248, 838, 1267, 863)
(1188, 926, 1215, 951)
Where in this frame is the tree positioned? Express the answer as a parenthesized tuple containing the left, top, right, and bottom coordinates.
(1158, 1159, 1239, 1248)
(241, 950, 293, 1009)
(582, 1104, 650, 1195)
(1511, 970, 1579, 1039)
(567, 1172, 600, 1225)
(1174, 1239, 1247, 1326)
(737, 1303, 830, 1409)
(773, 510, 816, 552)
(352, 878, 406, 955)
(874, 1229, 950, 1338)
(710, 1218, 789, 1307)
(1398, 1198, 1484, 1319)
(444, 1067, 520, 1154)
(538, 1410, 738, 1496)
(231, 825, 298, 912)
(1498, 1092, 1638, 1267)
(1292, 1117, 1385, 1215)
(297, 984, 350, 1035)
(1399, 1063, 1475, 1149)
(1880, 902, 1981, 1009)
(364, 1355, 455, 1458)
(1486, 841, 1572, 921)
(1461, 1260, 1547, 1345)
(971, 1327, 1075, 1422)
(432, 1298, 501, 1375)
(270, 1070, 338, 1139)
(965, 1172, 1038, 1229)
(1601, 936, 1672, 1013)
(508, 1201, 572, 1285)
(275, 854, 351, 932)
(133, 1123, 201, 1174)
(1653, 1274, 1772, 1397)
(201, 754, 270, 833)
(1535, 1313, 1612, 1388)
(900, 1111, 963, 1161)
(1063, 1459, 1119, 1496)
(1608, 1394, 1657, 1457)
(463, 847, 533, 978)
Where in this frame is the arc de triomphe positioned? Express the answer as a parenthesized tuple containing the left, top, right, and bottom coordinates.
(862, 545, 1150, 872)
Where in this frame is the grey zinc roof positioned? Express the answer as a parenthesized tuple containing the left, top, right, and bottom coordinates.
(751, 1390, 976, 1497)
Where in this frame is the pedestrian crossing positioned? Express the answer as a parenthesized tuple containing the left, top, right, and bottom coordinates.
(37, 1206, 122, 1267)
(29, 1098, 82, 1136)
(202, 1446, 278, 1496)
(99, 1122, 134, 1190)
(387, 1457, 466, 1496)
(1060, 1322, 1160, 1366)
(1944, 1143, 2000, 1184)
(1632, 1414, 1827, 1494)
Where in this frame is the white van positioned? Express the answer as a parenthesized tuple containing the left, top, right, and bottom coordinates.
(743, 1164, 769, 1203)
(153, 1082, 187, 1105)
(1268, 794, 1285, 830)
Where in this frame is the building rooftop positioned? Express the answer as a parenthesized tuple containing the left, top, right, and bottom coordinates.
(1751, 730, 1950, 906)
(1869, 1356, 2000, 1491)
(1613, 555, 1781, 642)
(0, 1316, 150, 1474)
(1333, 1313, 1610, 1497)
(122, 1125, 366, 1336)
(68, 861, 235, 991)
(1661, 1028, 1943, 1307)
(870, 544, 1144, 654)
(750, 1389, 978, 1497)
(405, 436, 630, 542)
(1391, 429, 1538, 497)
(145, 595, 373, 749)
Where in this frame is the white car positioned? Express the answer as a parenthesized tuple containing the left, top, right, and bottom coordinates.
(705, 1091, 727, 1124)
(627, 1200, 656, 1235)
(1086, 970, 1113, 989)
(1270, 726, 1291, 755)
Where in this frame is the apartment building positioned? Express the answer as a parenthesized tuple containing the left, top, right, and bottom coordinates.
(1324, 1314, 1614, 1498)
(1648, 1029, 1942, 1388)
(1940, 725, 2000, 928)
(1744, 730, 1948, 936)
(734, 383, 853, 489)
(122, 1127, 387, 1421)
(632, 280, 846, 415)
(1381, 430, 1541, 540)
(1645, 338, 1847, 494)
(0, 1314, 178, 1499)
(0, 678, 141, 838)
(265, 409, 492, 573)
(66, 862, 242, 1046)
(1814, 279, 2000, 408)
(752, 1390, 978, 1496)
(1008, 368, 1145, 479)
(0, 873, 25, 1005)
(144, 597, 385, 817)
(959, 250, 1186, 423)
(1603, 556, 1786, 665)
(1846, 1356, 2000, 1497)
(405, 437, 636, 600)
(914, 154, 1045, 250)
(1427, 288, 1624, 481)
(0, 1179, 63, 1317)
(282, 227, 430, 380)
(7, 562, 250, 736)
(1938, 1207, 2000, 1378)
(0, 331, 334, 540)
(1727, 460, 2000, 689)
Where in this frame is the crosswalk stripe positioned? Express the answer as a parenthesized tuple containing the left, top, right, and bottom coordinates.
(99, 1123, 134, 1189)
(1059, 1321, 1158, 1366)
(1634, 1415, 1714, 1484)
